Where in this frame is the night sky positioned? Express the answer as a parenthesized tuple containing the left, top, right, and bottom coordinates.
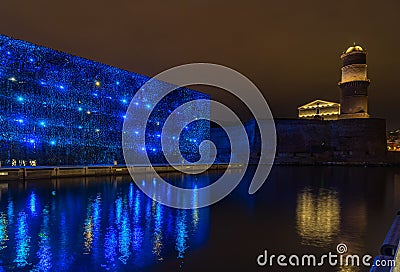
(1, 0, 399, 129)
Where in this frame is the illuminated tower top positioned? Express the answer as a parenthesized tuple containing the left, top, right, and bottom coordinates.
(338, 44, 370, 119)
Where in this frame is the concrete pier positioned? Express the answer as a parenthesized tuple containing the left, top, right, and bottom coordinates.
(0, 164, 235, 182)
(371, 210, 400, 272)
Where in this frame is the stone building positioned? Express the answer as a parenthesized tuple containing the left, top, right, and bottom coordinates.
(212, 44, 391, 165)
(338, 45, 370, 119)
(298, 100, 340, 120)
(299, 44, 371, 120)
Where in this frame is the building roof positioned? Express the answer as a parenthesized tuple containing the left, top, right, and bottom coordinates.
(298, 99, 340, 110)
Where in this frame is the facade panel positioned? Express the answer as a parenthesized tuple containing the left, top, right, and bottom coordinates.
(0, 35, 210, 166)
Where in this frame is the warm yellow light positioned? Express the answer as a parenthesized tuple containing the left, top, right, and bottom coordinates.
(95, 81, 100, 87)
(296, 188, 341, 246)
(87, 111, 91, 115)
(345, 45, 364, 54)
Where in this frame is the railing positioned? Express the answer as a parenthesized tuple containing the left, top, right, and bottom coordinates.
(371, 210, 400, 272)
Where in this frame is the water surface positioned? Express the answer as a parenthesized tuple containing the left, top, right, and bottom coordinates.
(0, 166, 399, 272)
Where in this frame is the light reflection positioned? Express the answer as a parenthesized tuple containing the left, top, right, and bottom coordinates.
(192, 185, 199, 230)
(58, 212, 70, 271)
(83, 195, 101, 254)
(118, 206, 131, 264)
(152, 202, 163, 260)
(104, 226, 118, 271)
(83, 199, 93, 254)
(14, 211, 31, 267)
(129, 182, 134, 207)
(35, 207, 52, 271)
(133, 192, 141, 224)
(339, 265, 361, 272)
(7, 198, 14, 225)
(132, 192, 143, 252)
(176, 210, 188, 259)
(115, 197, 122, 225)
(91, 194, 102, 260)
(0, 212, 8, 250)
(296, 187, 341, 247)
(29, 191, 37, 216)
(1, 176, 209, 271)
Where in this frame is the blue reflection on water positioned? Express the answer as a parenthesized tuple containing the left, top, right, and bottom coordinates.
(0, 212, 7, 250)
(118, 204, 131, 264)
(14, 211, 30, 267)
(35, 208, 52, 271)
(176, 210, 188, 259)
(152, 202, 163, 260)
(58, 212, 71, 271)
(132, 191, 143, 254)
(0, 174, 210, 271)
(7, 198, 13, 225)
(29, 191, 37, 216)
(104, 226, 117, 270)
(115, 197, 122, 226)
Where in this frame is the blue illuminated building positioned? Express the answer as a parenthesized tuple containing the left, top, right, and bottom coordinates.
(0, 34, 209, 166)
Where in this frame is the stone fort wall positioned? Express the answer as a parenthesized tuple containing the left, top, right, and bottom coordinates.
(211, 118, 388, 164)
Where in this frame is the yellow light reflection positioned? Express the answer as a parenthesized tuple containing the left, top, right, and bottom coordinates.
(296, 187, 341, 247)
(83, 218, 93, 253)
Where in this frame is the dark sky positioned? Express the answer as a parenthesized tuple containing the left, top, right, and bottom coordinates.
(1, 0, 399, 129)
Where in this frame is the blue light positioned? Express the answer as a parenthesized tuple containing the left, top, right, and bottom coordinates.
(29, 139, 35, 144)
(176, 210, 188, 259)
(135, 131, 139, 135)
(104, 227, 117, 268)
(29, 191, 37, 214)
(0, 34, 210, 166)
(14, 212, 30, 267)
(141, 147, 145, 151)
(6, 51, 10, 55)
(156, 134, 161, 138)
(36, 208, 51, 271)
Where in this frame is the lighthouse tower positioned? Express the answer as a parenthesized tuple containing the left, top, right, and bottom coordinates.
(338, 45, 370, 119)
